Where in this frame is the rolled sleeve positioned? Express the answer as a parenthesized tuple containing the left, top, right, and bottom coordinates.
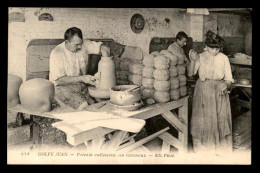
(167, 43, 186, 60)
(49, 50, 66, 83)
(83, 40, 102, 55)
(223, 56, 234, 82)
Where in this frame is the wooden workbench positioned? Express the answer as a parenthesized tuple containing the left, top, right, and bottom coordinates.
(8, 96, 189, 153)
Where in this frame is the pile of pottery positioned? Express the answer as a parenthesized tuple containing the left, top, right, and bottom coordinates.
(128, 59, 144, 86)
(139, 50, 187, 103)
(8, 73, 55, 113)
(141, 53, 155, 100)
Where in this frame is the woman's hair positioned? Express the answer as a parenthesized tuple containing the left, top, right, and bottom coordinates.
(64, 27, 83, 41)
(205, 30, 226, 49)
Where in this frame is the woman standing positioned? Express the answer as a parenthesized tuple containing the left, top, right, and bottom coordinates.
(188, 30, 234, 155)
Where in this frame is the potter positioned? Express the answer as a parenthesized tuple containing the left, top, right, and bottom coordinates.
(49, 27, 111, 110)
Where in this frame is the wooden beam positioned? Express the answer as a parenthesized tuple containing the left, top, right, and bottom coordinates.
(118, 127, 170, 153)
(122, 134, 137, 144)
(161, 141, 171, 154)
(101, 131, 128, 152)
(66, 127, 115, 146)
(117, 138, 136, 151)
(62, 97, 188, 146)
(130, 97, 188, 120)
(178, 97, 188, 152)
(158, 132, 183, 150)
(236, 99, 251, 109)
(161, 111, 184, 133)
(84, 136, 106, 152)
(208, 8, 251, 12)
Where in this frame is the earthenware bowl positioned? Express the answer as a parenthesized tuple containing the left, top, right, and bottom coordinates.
(110, 85, 141, 106)
(239, 79, 251, 85)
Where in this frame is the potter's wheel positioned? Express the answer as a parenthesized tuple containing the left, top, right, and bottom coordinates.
(109, 100, 143, 111)
(88, 86, 110, 99)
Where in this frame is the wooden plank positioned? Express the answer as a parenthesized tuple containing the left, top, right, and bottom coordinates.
(118, 127, 170, 153)
(117, 138, 136, 151)
(66, 127, 115, 146)
(7, 104, 56, 119)
(161, 140, 171, 154)
(122, 134, 137, 144)
(238, 87, 252, 100)
(130, 97, 187, 120)
(161, 111, 184, 133)
(233, 134, 251, 146)
(177, 97, 188, 152)
(233, 111, 251, 136)
(53, 117, 145, 136)
(208, 8, 251, 12)
(85, 136, 106, 152)
(101, 131, 128, 152)
(54, 98, 187, 146)
(233, 129, 251, 141)
(158, 132, 183, 150)
(232, 84, 252, 88)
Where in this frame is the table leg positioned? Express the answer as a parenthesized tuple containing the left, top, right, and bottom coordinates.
(178, 97, 188, 152)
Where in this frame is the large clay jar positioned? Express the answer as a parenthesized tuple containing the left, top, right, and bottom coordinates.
(7, 74, 23, 108)
(19, 78, 55, 113)
(96, 56, 117, 91)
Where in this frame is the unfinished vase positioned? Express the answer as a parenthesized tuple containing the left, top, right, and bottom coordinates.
(89, 56, 117, 98)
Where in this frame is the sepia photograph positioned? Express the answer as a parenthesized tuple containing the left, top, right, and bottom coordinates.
(7, 7, 252, 165)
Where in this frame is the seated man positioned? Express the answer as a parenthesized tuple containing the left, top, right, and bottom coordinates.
(167, 31, 189, 62)
(49, 27, 110, 110)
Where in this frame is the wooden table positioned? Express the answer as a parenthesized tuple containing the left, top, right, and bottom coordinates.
(231, 83, 251, 110)
(8, 96, 189, 153)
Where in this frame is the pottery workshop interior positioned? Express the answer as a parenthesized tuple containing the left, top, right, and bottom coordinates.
(7, 8, 252, 164)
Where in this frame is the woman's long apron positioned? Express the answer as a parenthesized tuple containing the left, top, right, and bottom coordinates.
(191, 79, 232, 154)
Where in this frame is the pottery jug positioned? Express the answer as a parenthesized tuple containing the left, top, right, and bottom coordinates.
(95, 56, 117, 91)
(19, 78, 55, 113)
(8, 73, 23, 108)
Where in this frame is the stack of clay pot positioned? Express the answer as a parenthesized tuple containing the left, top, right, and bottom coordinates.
(163, 49, 187, 100)
(141, 53, 156, 100)
(115, 57, 131, 85)
(128, 59, 144, 87)
(153, 51, 171, 103)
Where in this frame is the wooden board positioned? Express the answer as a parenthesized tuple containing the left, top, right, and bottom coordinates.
(52, 117, 146, 135)
(55, 97, 188, 146)
(232, 111, 251, 136)
(158, 132, 183, 151)
(233, 129, 251, 143)
(232, 84, 252, 88)
(101, 131, 128, 152)
(120, 46, 143, 60)
(161, 111, 184, 133)
(117, 127, 170, 153)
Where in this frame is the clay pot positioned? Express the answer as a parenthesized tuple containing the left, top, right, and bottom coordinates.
(110, 85, 141, 106)
(8, 74, 23, 108)
(239, 79, 250, 85)
(19, 78, 54, 113)
(95, 56, 117, 91)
